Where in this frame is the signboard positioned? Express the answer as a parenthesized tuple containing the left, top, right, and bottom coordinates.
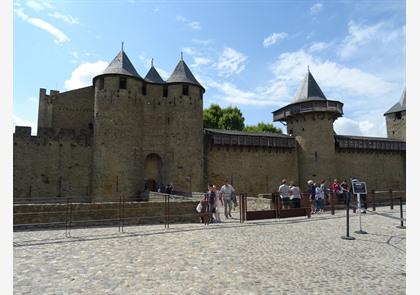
(352, 181, 367, 194)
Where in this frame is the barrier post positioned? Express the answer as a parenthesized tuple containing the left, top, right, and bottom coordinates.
(331, 192, 335, 215)
(396, 197, 406, 229)
(355, 193, 368, 234)
(122, 195, 125, 233)
(341, 196, 355, 240)
(371, 190, 376, 211)
(389, 189, 394, 210)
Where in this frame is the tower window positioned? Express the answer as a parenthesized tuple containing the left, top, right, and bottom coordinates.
(395, 112, 402, 120)
(182, 84, 189, 96)
(98, 77, 104, 90)
(314, 152, 318, 161)
(142, 84, 147, 95)
(119, 77, 127, 89)
(163, 85, 168, 97)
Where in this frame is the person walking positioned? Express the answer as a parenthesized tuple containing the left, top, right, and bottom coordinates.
(315, 183, 325, 213)
(278, 179, 290, 209)
(213, 185, 223, 223)
(341, 179, 350, 205)
(220, 179, 235, 219)
(206, 184, 216, 223)
(307, 180, 316, 214)
(289, 181, 302, 208)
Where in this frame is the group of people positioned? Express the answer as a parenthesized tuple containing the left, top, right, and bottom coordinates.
(306, 177, 367, 214)
(277, 177, 367, 214)
(277, 179, 302, 209)
(202, 179, 236, 223)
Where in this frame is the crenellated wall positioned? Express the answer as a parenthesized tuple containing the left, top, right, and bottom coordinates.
(13, 127, 92, 200)
(38, 87, 94, 131)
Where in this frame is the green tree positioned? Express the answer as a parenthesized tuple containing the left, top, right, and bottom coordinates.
(244, 122, 282, 134)
(203, 104, 245, 130)
(218, 106, 245, 130)
(203, 104, 222, 129)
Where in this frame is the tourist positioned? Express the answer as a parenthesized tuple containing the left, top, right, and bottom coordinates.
(331, 178, 341, 204)
(213, 185, 223, 223)
(307, 180, 316, 214)
(315, 183, 325, 213)
(341, 179, 350, 205)
(278, 178, 290, 209)
(206, 184, 216, 223)
(289, 181, 301, 208)
(165, 183, 173, 195)
(320, 179, 329, 205)
(220, 179, 235, 219)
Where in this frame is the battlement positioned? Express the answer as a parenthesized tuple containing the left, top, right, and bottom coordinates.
(335, 135, 405, 152)
(14, 126, 92, 146)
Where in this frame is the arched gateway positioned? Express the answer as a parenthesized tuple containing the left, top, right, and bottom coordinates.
(144, 153, 162, 191)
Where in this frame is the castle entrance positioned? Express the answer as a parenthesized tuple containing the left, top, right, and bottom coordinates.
(144, 153, 162, 191)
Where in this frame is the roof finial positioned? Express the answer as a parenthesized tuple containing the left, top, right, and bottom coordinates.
(121, 41, 124, 52)
(307, 65, 310, 73)
(151, 58, 154, 67)
(181, 51, 183, 61)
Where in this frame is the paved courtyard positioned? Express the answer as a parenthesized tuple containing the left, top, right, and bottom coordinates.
(14, 207, 406, 294)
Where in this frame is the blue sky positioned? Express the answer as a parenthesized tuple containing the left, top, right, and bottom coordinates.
(13, 0, 405, 136)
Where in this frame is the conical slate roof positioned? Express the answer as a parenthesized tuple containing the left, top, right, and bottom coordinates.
(101, 50, 141, 79)
(293, 70, 327, 102)
(384, 88, 406, 115)
(167, 59, 203, 88)
(144, 65, 165, 84)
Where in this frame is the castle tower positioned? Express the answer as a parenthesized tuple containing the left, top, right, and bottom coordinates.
(384, 88, 406, 140)
(272, 70, 343, 187)
(91, 48, 145, 200)
(164, 56, 205, 192)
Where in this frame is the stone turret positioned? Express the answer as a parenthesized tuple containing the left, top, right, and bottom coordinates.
(91, 48, 145, 201)
(272, 69, 343, 186)
(384, 88, 406, 140)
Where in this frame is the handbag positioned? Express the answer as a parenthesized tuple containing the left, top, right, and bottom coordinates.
(196, 202, 203, 213)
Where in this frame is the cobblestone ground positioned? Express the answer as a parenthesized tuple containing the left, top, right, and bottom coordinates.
(14, 206, 406, 295)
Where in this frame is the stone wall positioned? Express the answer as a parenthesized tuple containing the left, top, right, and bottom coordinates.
(204, 144, 299, 196)
(38, 87, 94, 131)
(13, 127, 92, 199)
(335, 149, 405, 190)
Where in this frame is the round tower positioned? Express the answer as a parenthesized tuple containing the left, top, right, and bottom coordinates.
(91, 48, 145, 201)
(165, 55, 205, 192)
(272, 70, 343, 187)
(384, 88, 406, 140)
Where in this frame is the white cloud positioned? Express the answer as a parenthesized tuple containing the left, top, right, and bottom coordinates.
(64, 61, 108, 90)
(13, 115, 37, 135)
(14, 8, 70, 44)
(188, 21, 201, 30)
(192, 57, 211, 67)
(310, 3, 323, 15)
(207, 80, 278, 106)
(308, 42, 332, 52)
(216, 47, 247, 77)
(334, 117, 386, 137)
(26, 0, 53, 12)
(263, 32, 288, 47)
(49, 11, 79, 25)
(176, 15, 201, 30)
(338, 21, 404, 59)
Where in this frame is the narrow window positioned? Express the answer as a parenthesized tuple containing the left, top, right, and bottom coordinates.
(182, 84, 189, 96)
(142, 84, 147, 95)
(119, 77, 127, 89)
(315, 152, 318, 161)
(395, 112, 402, 120)
(163, 85, 168, 97)
(98, 77, 104, 90)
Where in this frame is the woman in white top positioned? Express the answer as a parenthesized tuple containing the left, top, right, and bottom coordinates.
(213, 185, 223, 223)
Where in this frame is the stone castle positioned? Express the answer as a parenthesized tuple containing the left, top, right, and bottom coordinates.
(13, 48, 406, 201)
